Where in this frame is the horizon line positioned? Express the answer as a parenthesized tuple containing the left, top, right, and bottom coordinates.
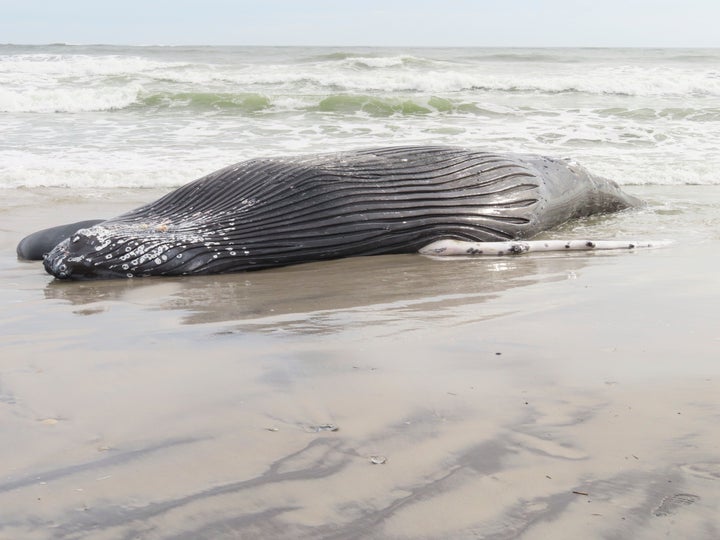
(3, 42, 720, 50)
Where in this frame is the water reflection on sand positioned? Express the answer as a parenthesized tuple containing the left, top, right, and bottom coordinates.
(2, 188, 720, 539)
(43, 252, 590, 335)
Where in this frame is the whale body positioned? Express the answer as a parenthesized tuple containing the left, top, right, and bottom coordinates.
(33, 146, 640, 280)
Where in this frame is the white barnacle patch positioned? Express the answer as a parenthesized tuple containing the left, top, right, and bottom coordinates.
(69, 218, 227, 275)
(94, 240, 112, 252)
(125, 240, 171, 268)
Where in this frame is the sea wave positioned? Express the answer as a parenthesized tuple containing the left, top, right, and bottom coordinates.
(315, 94, 459, 115)
(138, 91, 272, 112)
(595, 107, 720, 122)
(146, 68, 720, 97)
(0, 53, 181, 77)
(0, 88, 525, 116)
(4, 50, 720, 100)
(2, 46, 720, 190)
(0, 159, 208, 189)
(300, 52, 437, 68)
(0, 84, 143, 113)
(4, 82, 720, 122)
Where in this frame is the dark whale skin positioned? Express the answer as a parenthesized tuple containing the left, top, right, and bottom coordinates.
(17, 220, 105, 261)
(41, 146, 640, 280)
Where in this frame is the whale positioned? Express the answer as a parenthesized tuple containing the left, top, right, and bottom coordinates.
(17, 219, 106, 261)
(26, 146, 641, 280)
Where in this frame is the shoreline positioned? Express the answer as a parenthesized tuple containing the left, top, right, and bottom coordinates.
(1, 186, 720, 539)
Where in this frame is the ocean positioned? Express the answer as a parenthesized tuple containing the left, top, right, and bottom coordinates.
(2, 44, 719, 190)
(3, 45, 720, 539)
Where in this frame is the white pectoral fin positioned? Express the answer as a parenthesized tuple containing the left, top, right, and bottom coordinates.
(419, 239, 674, 257)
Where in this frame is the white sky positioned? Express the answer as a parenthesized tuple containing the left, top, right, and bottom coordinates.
(2, 0, 719, 48)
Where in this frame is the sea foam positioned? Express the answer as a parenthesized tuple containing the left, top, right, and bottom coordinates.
(1, 45, 719, 188)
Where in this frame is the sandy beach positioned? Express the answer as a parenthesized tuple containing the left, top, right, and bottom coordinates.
(1, 185, 719, 539)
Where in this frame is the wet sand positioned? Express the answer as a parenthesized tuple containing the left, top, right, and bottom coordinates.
(1, 187, 720, 539)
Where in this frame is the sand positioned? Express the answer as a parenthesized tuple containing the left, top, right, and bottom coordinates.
(1, 186, 720, 539)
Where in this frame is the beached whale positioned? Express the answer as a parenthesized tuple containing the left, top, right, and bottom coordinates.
(17, 219, 106, 261)
(24, 146, 643, 280)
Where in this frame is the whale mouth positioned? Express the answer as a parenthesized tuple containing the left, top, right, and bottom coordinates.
(43, 239, 77, 279)
(41, 222, 217, 280)
(43, 232, 129, 280)
(42, 238, 113, 280)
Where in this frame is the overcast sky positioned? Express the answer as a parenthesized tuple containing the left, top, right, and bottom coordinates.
(2, 0, 719, 48)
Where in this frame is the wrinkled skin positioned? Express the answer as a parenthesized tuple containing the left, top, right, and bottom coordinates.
(18, 147, 641, 280)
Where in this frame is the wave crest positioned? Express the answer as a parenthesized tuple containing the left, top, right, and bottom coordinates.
(0, 84, 143, 113)
(139, 92, 271, 112)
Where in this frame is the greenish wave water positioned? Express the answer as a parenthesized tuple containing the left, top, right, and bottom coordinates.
(1, 45, 719, 188)
(138, 92, 273, 112)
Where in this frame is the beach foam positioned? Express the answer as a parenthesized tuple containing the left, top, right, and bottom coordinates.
(1, 45, 719, 189)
